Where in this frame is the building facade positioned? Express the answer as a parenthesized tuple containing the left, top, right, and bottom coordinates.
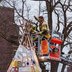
(0, 6, 19, 72)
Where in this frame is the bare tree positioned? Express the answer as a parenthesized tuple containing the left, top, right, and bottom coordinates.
(0, 0, 72, 72)
(44, 0, 72, 72)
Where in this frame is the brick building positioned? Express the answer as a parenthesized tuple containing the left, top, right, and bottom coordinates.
(0, 6, 19, 72)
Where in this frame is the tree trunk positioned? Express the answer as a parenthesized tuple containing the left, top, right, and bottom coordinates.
(45, 1, 59, 72)
(51, 61, 59, 72)
(39, 62, 46, 72)
(61, 64, 66, 72)
(45, 0, 52, 34)
(48, 10, 52, 34)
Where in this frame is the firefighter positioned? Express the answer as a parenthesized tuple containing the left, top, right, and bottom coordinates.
(34, 16, 51, 55)
(34, 16, 51, 40)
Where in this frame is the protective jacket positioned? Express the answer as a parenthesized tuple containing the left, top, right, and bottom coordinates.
(39, 21, 50, 39)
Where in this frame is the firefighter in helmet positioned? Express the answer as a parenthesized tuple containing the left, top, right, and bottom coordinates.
(34, 16, 51, 39)
(34, 16, 51, 55)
